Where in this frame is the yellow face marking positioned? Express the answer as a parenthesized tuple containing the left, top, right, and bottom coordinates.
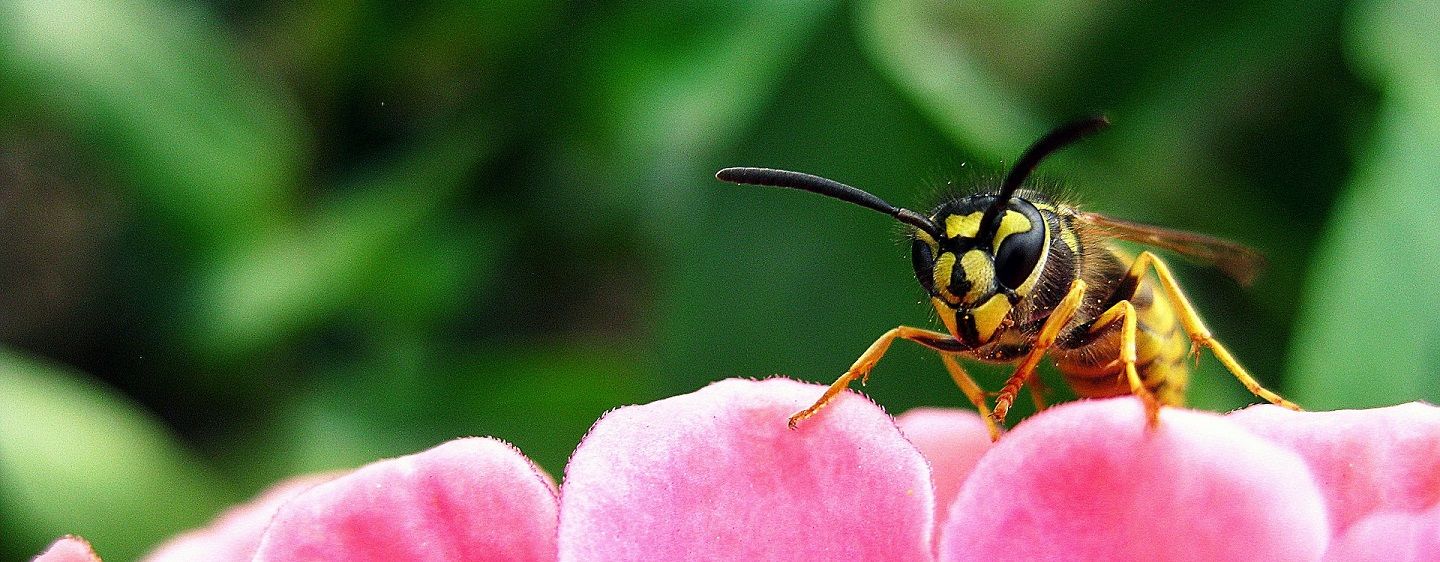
(931, 297, 959, 336)
(959, 249, 992, 304)
(971, 293, 1012, 343)
(933, 251, 957, 300)
(991, 210, 1033, 252)
(945, 212, 983, 239)
(914, 227, 938, 249)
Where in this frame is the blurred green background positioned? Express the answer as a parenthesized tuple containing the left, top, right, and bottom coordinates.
(2, 0, 1438, 558)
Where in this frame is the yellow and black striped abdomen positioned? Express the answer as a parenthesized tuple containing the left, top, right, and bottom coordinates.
(1050, 259, 1191, 405)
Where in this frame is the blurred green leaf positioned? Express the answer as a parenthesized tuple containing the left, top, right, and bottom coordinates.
(0, 350, 227, 560)
(275, 344, 656, 481)
(185, 132, 495, 365)
(0, 0, 303, 249)
(1288, 0, 1440, 408)
(571, 0, 838, 224)
(443, 345, 660, 478)
(276, 332, 437, 477)
(856, 0, 1045, 159)
(359, 218, 506, 328)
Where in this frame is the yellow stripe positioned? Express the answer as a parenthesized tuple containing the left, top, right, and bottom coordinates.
(991, 210, 1032, 252)
(1060, 222, 1080, 253)
(932, 297, 959, 337)
(933, 252, 957, 300)
(1135, 331, 1163, 364)
(1014, 213, 1050, 297)
(1142, 293, 1177, 333)
(914, 228, 938, 249)
(960, 250, 992, 303)
(946, 212, 982, 239)
(971, 293, 1012, 342)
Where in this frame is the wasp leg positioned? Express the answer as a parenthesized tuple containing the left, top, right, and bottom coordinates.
(991, 278, 1088, 426)
(939, 353, 1003, 441)
(788, 326, 969, 429)
(1026, 373, 1050, 412)
(1129, 251, 1301, 411)
(1081, 299, 1161, 427)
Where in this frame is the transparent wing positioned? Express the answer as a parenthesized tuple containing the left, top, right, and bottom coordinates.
(1076, 211, 1266, 286)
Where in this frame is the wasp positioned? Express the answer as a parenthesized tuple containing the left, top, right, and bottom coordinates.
(716, 116, 1300, 440)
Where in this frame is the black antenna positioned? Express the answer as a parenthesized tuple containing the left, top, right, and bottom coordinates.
(716, 167, 940, 238)
(979, 116, 1110, 239)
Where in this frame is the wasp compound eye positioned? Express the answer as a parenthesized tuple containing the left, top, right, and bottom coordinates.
(991, 202, 1047, 291)
(911, 239, 936, 296)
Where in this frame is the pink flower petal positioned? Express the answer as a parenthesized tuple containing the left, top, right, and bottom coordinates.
(252, 437, 558, 562)
(894, 408, 993, 533)
(939, 398, 1329, 562)
(1322, 504, 1440, 562)
(558, 378, 935, 561)
(145, 473, 335, 562)
(34, 536, 101, 562)
(1228, 402, 1440, 534)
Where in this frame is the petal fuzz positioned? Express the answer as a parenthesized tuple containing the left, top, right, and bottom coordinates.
(252, 437, 558, 562)
(895, 408, 993, 533)
(34, 536, 101, 562)
(559, 378, 935, 561)
(145, 474, 335, 562)
(1322, 504, 1440, 562)
(1229, 402, 1440, 533)
(939, 398, 1328, 562)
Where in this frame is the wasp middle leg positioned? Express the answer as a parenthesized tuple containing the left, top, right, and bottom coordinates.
(938, 353, 1003, 440)
(1060, 299, 1162, 426)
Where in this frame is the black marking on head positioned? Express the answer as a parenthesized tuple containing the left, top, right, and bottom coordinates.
(957, 311, 981, 344)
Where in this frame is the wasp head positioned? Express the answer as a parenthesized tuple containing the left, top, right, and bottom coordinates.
(910, 193, 1049, 346)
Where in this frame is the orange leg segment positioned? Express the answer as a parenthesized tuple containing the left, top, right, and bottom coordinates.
(991, 278, 1088, 426)
(788, 326, 969, 429)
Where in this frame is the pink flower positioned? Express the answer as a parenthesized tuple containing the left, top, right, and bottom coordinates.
(33, 536, 100, 562)
(147, 438, 560, 562)
(36, 379, 1440, 561)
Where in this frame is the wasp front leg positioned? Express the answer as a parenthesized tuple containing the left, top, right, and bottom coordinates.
(788, 326, 971, 429)
(991, 278, 1088, 426)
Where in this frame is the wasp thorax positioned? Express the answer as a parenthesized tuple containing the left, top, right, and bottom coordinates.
(910, 195, 1050, 346)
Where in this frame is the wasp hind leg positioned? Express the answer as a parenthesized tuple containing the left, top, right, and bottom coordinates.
(788, 326, 971, 429)
(1131, 251, 1301, 411)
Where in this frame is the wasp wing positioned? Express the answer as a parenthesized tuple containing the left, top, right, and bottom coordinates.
(1076, 211, 1265, 286)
